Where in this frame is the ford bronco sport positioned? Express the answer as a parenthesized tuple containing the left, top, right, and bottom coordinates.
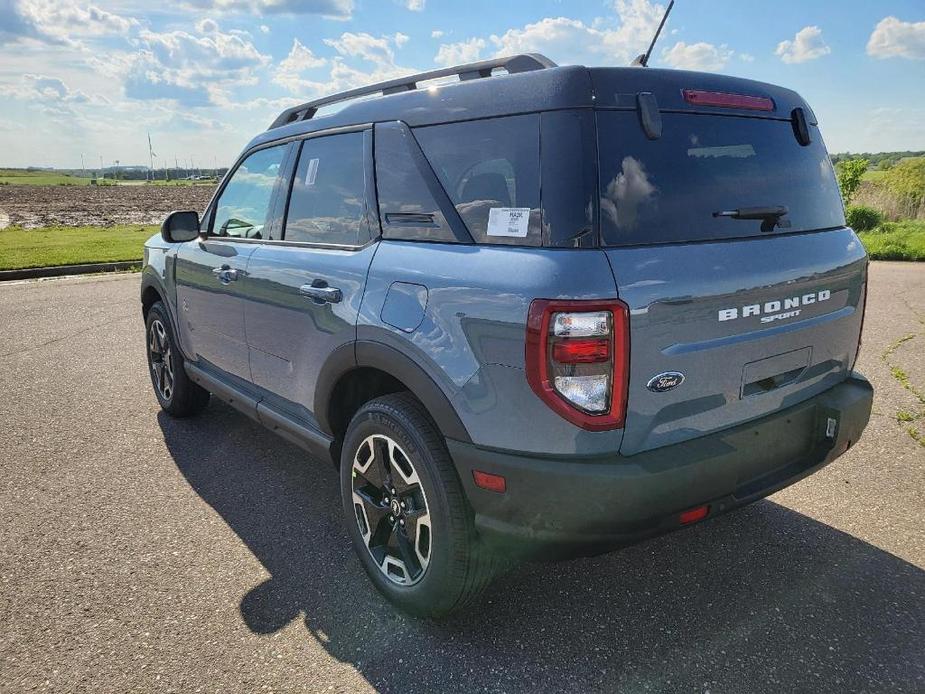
(141, 54, 873, 617)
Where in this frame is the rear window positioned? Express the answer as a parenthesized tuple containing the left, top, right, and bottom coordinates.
(598, 112, 845, 246)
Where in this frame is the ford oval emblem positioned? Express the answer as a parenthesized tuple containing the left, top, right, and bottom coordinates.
(647, 372, 685, 393)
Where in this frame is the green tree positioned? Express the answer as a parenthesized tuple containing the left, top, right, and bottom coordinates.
(882, 157, 925, 203)
(836, 158, 869, 205)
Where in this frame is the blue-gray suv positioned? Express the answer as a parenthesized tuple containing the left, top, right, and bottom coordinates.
(141, 54, 873, 617)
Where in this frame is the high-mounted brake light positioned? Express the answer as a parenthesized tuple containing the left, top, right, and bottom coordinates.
(526, 299, 630, 431)
(682, 89, 774, 112)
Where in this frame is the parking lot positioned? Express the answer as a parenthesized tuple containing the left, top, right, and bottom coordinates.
(1, 262, 922, 693)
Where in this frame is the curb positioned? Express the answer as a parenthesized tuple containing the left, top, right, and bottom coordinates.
(0, 260, 142, 282)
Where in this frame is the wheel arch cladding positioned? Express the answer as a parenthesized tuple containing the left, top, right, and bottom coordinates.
(141, 281, 163, 318)
(315, 341, 472, 445)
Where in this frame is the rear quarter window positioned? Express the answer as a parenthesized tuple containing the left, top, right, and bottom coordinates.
(598, 112, 845, 246)
(414, 114, 543, 246)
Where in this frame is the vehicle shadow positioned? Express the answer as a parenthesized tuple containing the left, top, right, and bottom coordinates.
(158, 403, 924, 693)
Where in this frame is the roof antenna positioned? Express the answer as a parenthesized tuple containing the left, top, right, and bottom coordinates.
(632, 0, 674, 67)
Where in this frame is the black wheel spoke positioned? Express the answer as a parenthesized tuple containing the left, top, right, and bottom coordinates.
(359, 437, 389, 488)
(394, 526, 422, 577)
(369, 511, 394, 550)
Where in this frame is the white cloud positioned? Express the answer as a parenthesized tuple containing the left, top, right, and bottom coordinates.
(196, 18, 220, 34)
(775, 25, 831, 64)
(138, 26, 270, 74)
(123, 22, 271, 106)
(661, 41, 733, 72)
(867, 16, 925, 60)
(434, 38, 485, 66)
(24, 0, 137, 36)
(273, 38, 327, 92)
(274, 32, 417, 97)
(403, 0, 425, 10)
(431, 30, 444, 39)
(183, 0, 354, 19)
(324, 31, 396, 64)
(487, 1, 666, 66)
(260, 24, 270, 34)
(0, 73, 96, 104)
(2, 0, 137, 45)
(739, 53, 755, 62)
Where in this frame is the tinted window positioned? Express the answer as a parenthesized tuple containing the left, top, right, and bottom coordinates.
(540, 110, 597, 248)
(284, 132, 368, 246)
(598, 112, 845, 246)
(212, 145, 286, 239)
(414, 115, 542, 246)
(375, 122, 458, 243)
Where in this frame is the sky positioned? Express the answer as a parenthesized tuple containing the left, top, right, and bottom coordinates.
(0, 0, 923, 169)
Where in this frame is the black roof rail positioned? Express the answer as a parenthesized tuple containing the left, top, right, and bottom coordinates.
(267, 53, 557, 130)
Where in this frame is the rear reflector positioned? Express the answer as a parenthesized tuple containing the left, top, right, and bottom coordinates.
(679, 505, 709, 525)
(682, 89, 774, 112)
(473, 470, 506, 493)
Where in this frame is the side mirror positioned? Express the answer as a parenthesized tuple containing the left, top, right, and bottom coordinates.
(161, 210, 201, 243)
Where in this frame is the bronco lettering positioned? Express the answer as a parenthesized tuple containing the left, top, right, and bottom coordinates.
(718, 289, 831, 322)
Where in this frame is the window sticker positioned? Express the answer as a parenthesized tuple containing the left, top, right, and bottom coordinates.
(305, 157, 319, 186)
(486, 207, 530, 237)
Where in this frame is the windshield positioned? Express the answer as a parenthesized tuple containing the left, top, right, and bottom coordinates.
(598, 112, 845, 246)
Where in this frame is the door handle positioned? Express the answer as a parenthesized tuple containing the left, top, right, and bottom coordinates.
(300, 281, 342, 304)
(212, 266, 238, 283)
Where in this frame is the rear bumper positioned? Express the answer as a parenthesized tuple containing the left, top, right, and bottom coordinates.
(447, 373, 873, 559)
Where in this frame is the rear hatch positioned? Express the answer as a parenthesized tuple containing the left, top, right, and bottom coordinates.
(591, 70, 868, 455)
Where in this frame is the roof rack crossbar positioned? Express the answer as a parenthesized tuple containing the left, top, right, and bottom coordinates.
(267, 53, 557, 130)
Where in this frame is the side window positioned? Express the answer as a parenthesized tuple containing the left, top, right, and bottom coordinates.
(284, 132, 369, 246)
(413, 114, 542, 246)
(375, 122, 458, 243)
(212, 145, 286, 240)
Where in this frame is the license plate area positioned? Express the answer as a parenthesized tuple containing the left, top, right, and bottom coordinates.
(728, 401, 817, 487)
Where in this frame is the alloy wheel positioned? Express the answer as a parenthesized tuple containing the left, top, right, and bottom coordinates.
(351, 434, 432, 586)
(148, 319, 174, 402)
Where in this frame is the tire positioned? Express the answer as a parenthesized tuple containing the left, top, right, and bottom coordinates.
(145, 301, 210, 418)
(340, 392, 499, 618)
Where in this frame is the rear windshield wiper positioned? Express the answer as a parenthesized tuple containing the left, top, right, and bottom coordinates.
(713, 205, 790, 232)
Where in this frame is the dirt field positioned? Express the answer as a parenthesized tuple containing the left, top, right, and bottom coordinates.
(0, 184, 216, 229)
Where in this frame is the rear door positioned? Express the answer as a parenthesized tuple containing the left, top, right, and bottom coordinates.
(244, 128, 378, 426)
(175, 144, 288, 381)
(597, 110, 867, 455)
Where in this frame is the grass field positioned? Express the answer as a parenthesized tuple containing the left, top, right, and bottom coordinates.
(858, 220, 925, 261)
(0, 225, 155, 270)
(0, 169, 217, 187)
(0, 219, 921, 271)
(0, 169, 90, 186)
(861, 169, 889, 183)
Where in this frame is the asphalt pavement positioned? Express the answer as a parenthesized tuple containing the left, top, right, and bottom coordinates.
(1, 262, 922, 693)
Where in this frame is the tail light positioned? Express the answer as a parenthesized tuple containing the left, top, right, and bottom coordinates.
(526, 299, 630, 431)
